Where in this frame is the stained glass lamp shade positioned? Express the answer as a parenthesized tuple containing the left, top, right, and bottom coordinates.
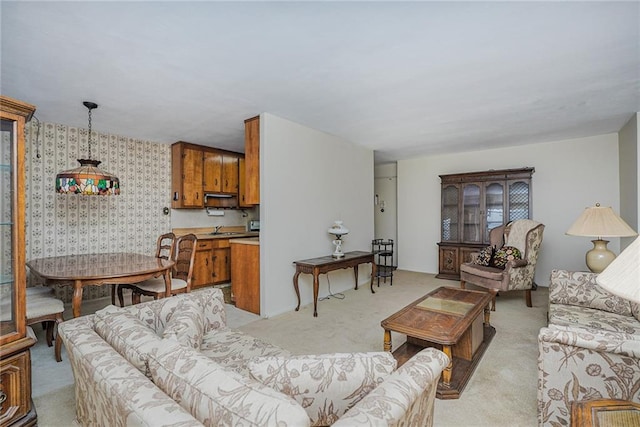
(55, 101, 120, 195)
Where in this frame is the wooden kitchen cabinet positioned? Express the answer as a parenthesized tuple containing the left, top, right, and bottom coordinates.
(203, 150, 239, 194)
(238, 157, 252, 208)
(244, 116, 260, 205)
(231, 240, 260, 315)
(0, 96, 37, 426)
(437, 167, 534, 279)
(192, 239, 231, 288)
(172, 142, 204, 208)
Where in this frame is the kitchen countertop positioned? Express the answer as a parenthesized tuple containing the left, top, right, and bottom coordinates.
(173, 227, 259, 241)
(229, 237, 259, 245)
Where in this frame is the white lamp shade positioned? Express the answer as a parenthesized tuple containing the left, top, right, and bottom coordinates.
(328, 221, 349, 236)
(566, 205, 637, 238)
(596, 236, 640, 303)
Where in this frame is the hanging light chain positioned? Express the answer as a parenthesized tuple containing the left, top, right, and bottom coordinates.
(87, 106, 93, 160)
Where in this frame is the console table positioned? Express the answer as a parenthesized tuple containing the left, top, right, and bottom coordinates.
(293, 251, 376, 317)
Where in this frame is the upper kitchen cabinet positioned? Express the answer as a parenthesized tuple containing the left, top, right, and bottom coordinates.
(244, 116, 260, 205)
(203, 150, 239, 194)
(437, 167, 534, 279)
(172, 142, 204, 208)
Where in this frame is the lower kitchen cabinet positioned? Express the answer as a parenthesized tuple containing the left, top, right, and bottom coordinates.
(193, 239, 231, 288)
(230, 240, 260, 315)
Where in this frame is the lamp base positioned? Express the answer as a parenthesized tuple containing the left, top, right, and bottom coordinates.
(585, 239, 616, 273)
(332, 238, 345, 258)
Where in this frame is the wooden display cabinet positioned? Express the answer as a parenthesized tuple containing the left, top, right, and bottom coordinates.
(437, 167, 534, 279)
(0, 96, 37, 426)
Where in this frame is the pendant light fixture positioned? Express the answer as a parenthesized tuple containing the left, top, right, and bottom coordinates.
(55, 101, 120, 195)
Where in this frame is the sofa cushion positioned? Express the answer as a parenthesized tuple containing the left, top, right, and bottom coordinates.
(93, 305, 164, 377)
(200, 328, 289, 376)
(549, 304, 640, 335)
(162, 297, 204, 350)
(248, 352, 397, 426)
(148, 339, 310, 427)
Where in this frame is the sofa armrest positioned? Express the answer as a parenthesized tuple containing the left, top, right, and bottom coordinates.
(548, 269, 632, 316)
(333, 348, 449, 427)
(58, 317, 202, 427)
(538, 325, 640, 427)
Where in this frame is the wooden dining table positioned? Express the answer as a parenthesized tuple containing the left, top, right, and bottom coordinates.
(26, 252, 174, 318)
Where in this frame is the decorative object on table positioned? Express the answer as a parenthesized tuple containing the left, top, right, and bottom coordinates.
(328, 220, 349, 258)
(596, 235, 640, 303)
(55, 101, 120, 195)
(566, 203, 637, 273)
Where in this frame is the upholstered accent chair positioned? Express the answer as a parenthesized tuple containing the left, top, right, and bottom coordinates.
(460, 219, 545, 310)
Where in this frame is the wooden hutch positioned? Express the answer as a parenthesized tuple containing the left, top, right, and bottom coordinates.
(436, 167, 534, 280)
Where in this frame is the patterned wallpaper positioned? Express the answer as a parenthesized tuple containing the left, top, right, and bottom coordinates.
(24, 121, 171, 302)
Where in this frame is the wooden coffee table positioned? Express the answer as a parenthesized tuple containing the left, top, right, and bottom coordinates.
(381, 286, 495, 399)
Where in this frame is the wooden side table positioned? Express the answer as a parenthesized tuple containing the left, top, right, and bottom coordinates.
(571, 399, 640, 427)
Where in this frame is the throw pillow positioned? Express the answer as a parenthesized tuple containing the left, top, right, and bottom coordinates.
(148, 339, 310, 427)
(162, 297, 205, 350)
(248, 352, 397, 426)
(474, 246, 494, 266)
(492, 246, 522, 269)
(93, 305, 164, 377)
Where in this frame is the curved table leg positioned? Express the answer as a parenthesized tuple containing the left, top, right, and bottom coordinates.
(72, 279, 83, 318)
(354, 265, 359, 290)
(370, 262, 377, 294)
(293, 271, 302, 311)
(312, 269, 320, 317)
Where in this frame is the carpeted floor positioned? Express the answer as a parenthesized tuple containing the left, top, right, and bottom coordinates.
(31, 270, 547, 426)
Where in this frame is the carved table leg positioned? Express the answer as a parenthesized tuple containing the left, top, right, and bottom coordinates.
(293, 270, 302, 311)
(442, 345, 453, 386)
(72, 279, 84, 318)
(484, 303, 491, 327)
(383, 329, 392, 352)
(313, 268, 320, 317)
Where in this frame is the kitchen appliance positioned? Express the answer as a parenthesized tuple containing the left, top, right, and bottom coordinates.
(248, 220, 260, 232)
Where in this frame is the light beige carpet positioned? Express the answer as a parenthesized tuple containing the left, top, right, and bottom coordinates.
(31, 270, 547, 426)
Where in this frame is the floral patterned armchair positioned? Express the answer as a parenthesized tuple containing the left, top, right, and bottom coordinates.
(538, 269, 640, 427)
(460, 219, 545, 310)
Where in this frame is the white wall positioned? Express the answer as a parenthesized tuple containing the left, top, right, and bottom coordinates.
(398, 133, 620, 286)
(618, 113, 639, 249)
(260, 113, 374, 317)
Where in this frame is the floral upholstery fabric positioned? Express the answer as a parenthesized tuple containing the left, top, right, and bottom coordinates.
(332, 348, 449, 427)
(200, 328, 290, 376)
(148, 339, 311, 427)
(492, 245, 522, 269)
(162, 297, 205, 350)
(548, 269, 632, 316)
(58, 314, 203, 426)
(248, 352, 397, 426)
(539, 269, 640, 427)
(93, 305, 165, 376)
(538, 325, 640, 427)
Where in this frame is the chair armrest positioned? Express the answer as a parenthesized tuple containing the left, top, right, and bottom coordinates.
(548, 269, 632, 316)
(504, 259, 528, 270)
(540, 324, 640, 358)
(333, 348, 449, 427)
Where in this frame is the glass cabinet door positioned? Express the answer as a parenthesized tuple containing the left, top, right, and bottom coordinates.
(484, 182, 504, 242)
(462, 183, 481, 243)
(0, 118, 16, 338)
(441, 184, 459, 242)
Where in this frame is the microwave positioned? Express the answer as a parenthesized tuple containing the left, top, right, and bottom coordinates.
(248, 220, 260, 232)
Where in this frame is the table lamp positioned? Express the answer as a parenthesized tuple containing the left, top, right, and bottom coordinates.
(566, 203, 638, 273)
(328, 221, 349, 258)
(596, 235, 640, 303)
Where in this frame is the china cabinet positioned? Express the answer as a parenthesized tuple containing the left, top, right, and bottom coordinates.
(437, 167, 534, 279)
(0, 96, 37, 426)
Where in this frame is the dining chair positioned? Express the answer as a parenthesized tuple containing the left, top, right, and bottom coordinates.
(25, 287, 64, 362)
(128, 233, 197, 304)
(113, 232, 176, 306)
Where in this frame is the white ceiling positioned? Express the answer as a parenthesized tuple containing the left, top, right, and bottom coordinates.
(2, 2, 638, 164)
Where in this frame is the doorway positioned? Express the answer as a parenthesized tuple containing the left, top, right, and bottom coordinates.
(374, 175, 397, 267)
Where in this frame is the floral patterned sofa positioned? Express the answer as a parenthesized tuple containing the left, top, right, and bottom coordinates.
(538, 269, 640, 426)
(58, 287, 449, 427)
